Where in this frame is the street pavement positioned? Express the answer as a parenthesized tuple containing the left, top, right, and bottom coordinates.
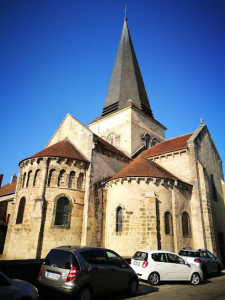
(40, 271, 225, 300)
(98, 271, 225, 300)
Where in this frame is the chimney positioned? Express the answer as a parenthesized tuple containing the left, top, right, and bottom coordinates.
(10, 174, 17, 184)
(0, 174, 3, 188)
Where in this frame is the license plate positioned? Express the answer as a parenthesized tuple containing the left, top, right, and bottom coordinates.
(133, 261, 140, 266)
(46, 271, 60, 280)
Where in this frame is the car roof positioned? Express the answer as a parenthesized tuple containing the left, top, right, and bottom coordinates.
(51, 246, 115, 253)
(135, 250, 177, 255)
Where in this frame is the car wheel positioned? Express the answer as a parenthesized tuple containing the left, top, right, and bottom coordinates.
(148, 272, 160, 285)
(191, 272, 201, 285)
(217, 265, 222, 276)
(127, 278, 139, 296)
(78, 286, 92, 300)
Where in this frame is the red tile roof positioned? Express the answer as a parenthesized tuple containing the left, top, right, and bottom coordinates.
(25, 139, 89, 162)
(94, 135, 131, 160)
(0, 181, 17, 197)
(143, 133, 193, 158)
(109, 156, 180, 181)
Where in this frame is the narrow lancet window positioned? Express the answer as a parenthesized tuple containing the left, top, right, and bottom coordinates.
(116, 206, 123, 232)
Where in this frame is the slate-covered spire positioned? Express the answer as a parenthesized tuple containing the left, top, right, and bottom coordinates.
(102, 17, 153, 118)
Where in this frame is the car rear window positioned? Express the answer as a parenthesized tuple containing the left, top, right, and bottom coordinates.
(133, 251, 148, 261)
(45, 249, 78, 269)
(179, 250, 200, 257)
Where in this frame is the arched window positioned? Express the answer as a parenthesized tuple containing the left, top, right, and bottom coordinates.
(58, 170, 66, 187)
(165, 211, 172, 235)
(22, 172, 26, 188)
(152, 138, 158, 146)
(143, 134, 150, 150)
(48, 169, 56, 187)
(116, 206, 123, 232)
(68, 171, 75, 188)
(33, 169, 41, 187)
(54, 197, 71, 226)
(182, 211, 191, 237)
(16, 197, 26, 224)
(77, 173, 84, 190)
(26, 170, 32, 187)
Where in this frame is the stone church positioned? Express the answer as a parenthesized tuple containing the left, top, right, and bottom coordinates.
(0, 18, 225, 264)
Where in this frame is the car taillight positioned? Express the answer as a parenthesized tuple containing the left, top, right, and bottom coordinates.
(142, 260, 148, 268)
(39, 264, 43, 276)
(194, 258, 201, 263)
(66, 265, 81, 282)
(129, 259, 132, 264)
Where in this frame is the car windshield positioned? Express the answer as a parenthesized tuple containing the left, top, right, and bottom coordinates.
(133, 251, 148, 261)
(179, 250, 200, 257)
(45, 249, 78, 269)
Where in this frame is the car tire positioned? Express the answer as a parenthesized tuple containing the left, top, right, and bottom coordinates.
(148, 272, 160, 285)
(127, 278, 139, 296)
(78, 286, 92, 300)
(190, 272, 201, 285)
(217, 265, 222, 276)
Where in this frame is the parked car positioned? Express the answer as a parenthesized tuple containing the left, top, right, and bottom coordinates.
(36, 246, 139, 300)
(179, 247, 222, 278)
(0, 271, 39, 300)
(130, 250, 203, 285)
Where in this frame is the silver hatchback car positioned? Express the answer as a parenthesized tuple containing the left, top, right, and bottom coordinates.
(179, 248, 222, 279)
(36, 246, 139, 300)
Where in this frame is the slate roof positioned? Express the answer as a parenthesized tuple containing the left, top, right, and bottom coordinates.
(25, 139, 89, 162)
(91, 17, 153, 122)
(0, 181, 17, 197)
(94, 135, 131, 160)
(143, 133, 193, 158)
(109, 156, 180, 182)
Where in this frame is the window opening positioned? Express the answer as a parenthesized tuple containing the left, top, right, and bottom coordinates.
(54, 197, 71, 226)
(116, 206, 123, 232)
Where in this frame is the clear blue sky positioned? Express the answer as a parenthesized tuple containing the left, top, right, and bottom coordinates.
(0, 0, 225, 186)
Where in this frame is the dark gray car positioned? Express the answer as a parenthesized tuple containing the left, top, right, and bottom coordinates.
(36, 246, 138, 300)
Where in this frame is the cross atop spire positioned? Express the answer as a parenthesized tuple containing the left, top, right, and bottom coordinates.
(124, 3, 128, 20)
(101, 17, 153, 118)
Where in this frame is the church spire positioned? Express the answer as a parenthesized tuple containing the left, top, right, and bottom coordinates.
(102, 17, 153, 118)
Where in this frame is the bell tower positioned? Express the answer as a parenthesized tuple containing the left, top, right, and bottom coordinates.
(88, 18, 166, 158)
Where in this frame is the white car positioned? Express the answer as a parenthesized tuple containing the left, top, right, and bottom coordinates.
(130, 250, 203, 285)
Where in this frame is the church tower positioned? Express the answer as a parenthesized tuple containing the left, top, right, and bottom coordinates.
(89, 18, 166, 158)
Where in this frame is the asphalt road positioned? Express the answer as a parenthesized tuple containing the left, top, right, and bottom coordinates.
(40, 272, 225, 300)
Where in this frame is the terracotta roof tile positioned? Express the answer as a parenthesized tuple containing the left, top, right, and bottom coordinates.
(143, 133, 193, 158)
(25, 139, 89, 162)
(109, 156, 180, 182)
(0, 181, 17, 197)
(94, 135, 131, 160)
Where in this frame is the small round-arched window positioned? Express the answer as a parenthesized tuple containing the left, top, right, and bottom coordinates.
(116, 206, 123, 232)
(182, 211, 191, 237)
(54, 197, 71, 227)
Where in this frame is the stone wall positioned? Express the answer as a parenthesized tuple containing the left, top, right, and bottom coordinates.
(104, 178, 192, 257)
(89, 105, 165, 157)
